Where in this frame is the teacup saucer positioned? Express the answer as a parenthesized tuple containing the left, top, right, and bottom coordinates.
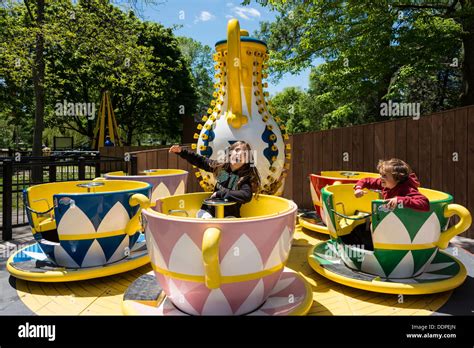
(7, 233, 150, 282)
(298, 212, 329, 234)
(122, 268, 313, 316)
(308, 240, 467, 295)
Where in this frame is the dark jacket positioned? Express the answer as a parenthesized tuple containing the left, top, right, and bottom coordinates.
(177, 149, 253, 217)
(354, 173, 430, 211)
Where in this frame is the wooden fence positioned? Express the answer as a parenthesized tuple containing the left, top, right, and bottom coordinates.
(128, 105, 474, 238)
(99, 145, 166, 172)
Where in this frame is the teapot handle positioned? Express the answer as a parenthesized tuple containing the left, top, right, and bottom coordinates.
(226, 19, 247, 129)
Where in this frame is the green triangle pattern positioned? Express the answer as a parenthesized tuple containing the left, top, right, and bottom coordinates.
(374, 249, 409, 276)
(393, 209, 432, 242)
(412, 248, 437, 274)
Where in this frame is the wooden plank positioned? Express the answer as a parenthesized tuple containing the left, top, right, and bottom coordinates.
(454, 107, 468, 211)
(363, 124, 375, 171)
(136, 152, 147, 173)
(332, 128, 343, 170)
(302, 132, 313, 209)
(322, 129, 334, 171)
(157, 149, 168, 169)
(351, 125, 364, 172)
(406, 118, 419, 173)
(291, 133, 304, 208)
(418, 116, 432, 188)
(282, 135, 294, 200)
(374, 122, 385, 164)
(394, 119, 407, 164)
(430, 113, 443, 192)
(384, 120, 396, 159)
(312, 131, 323, 175)
(176, 148, 192, 192)
(467, 106, 474, 238)
(168, 149, 178, 169)
(442, 110, 455, 196)
(341, 126, 352, 170)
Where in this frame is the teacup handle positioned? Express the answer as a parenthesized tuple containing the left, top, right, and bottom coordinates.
(125, 194, 151, 236)
(437, 204, 472, 249)
(202, 227, 222, 289)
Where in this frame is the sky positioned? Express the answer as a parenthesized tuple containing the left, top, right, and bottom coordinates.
(117, 0, 317, 95)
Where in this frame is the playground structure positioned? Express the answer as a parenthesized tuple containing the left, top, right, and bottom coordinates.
(92, 90, 122, 150)
(4, 19, 473, 316)
(193, 19, 291, 195)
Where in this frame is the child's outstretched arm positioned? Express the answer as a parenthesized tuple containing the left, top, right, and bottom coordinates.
(170, 145, 216, 172)
(354, 177, 383, 191)
(213, 179, 253, 204)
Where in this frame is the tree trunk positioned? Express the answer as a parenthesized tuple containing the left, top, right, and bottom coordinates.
(126, 128, 133, 146)
(32, 0, 45, 182)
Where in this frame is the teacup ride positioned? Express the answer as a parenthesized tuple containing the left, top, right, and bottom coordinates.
(299, 171, 379, 234)
(103, 169, 188, 209)
(7, 180, 152, 282)
(121, 192, 313, 315)
(307, 184, 471, 294)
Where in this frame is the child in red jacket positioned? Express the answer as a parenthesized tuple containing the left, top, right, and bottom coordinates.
(354, 158, 429, 211)
(343, 159, 429, 250)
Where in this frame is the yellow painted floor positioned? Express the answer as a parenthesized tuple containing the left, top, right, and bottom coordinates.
(15, 225, 452, 315)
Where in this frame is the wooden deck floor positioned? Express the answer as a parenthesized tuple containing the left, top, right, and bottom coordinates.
(11, 225, 453, 316)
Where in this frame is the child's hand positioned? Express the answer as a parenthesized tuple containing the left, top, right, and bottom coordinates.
(169, 145, 181, 154)
(354, 189, 365, 198)
(383, 197, 398, 210)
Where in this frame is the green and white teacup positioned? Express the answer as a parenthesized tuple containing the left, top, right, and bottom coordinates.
(322, 185, 472, 279)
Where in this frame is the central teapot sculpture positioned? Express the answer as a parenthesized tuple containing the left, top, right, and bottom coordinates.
(193, 19, 291, 195)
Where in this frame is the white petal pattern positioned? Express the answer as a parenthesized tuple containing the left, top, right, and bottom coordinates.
(97, 202, 130, 233)
(372, 213, 411, 244)
(220, 234, 263, 276)
(81, 239, 106, 267)
(57, 206, 96, 236)
(168, 234, 204, 275)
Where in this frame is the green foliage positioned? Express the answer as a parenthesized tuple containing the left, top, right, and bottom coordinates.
(177, 36, 214, 118)
(247, 0, 470, 132)
(0, 0, 198, 147)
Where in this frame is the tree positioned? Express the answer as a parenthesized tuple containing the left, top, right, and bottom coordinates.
(269, 87, 317, 133)
(0, 0, 197, 148)
(177, 37, 214, 118)
(245, 0, 471, 129)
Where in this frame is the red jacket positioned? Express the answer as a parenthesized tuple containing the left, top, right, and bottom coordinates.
(354, 173, 430, 211)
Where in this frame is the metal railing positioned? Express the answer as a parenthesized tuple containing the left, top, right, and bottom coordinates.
(0, 154, 138, 240)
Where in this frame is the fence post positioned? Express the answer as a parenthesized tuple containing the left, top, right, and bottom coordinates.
(48, 156, 56, 183)
(131, 155, 138, 175)
(78, 156, 86, 180)
(2, 159, 13, 241)
(95, 153, 101, 178)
